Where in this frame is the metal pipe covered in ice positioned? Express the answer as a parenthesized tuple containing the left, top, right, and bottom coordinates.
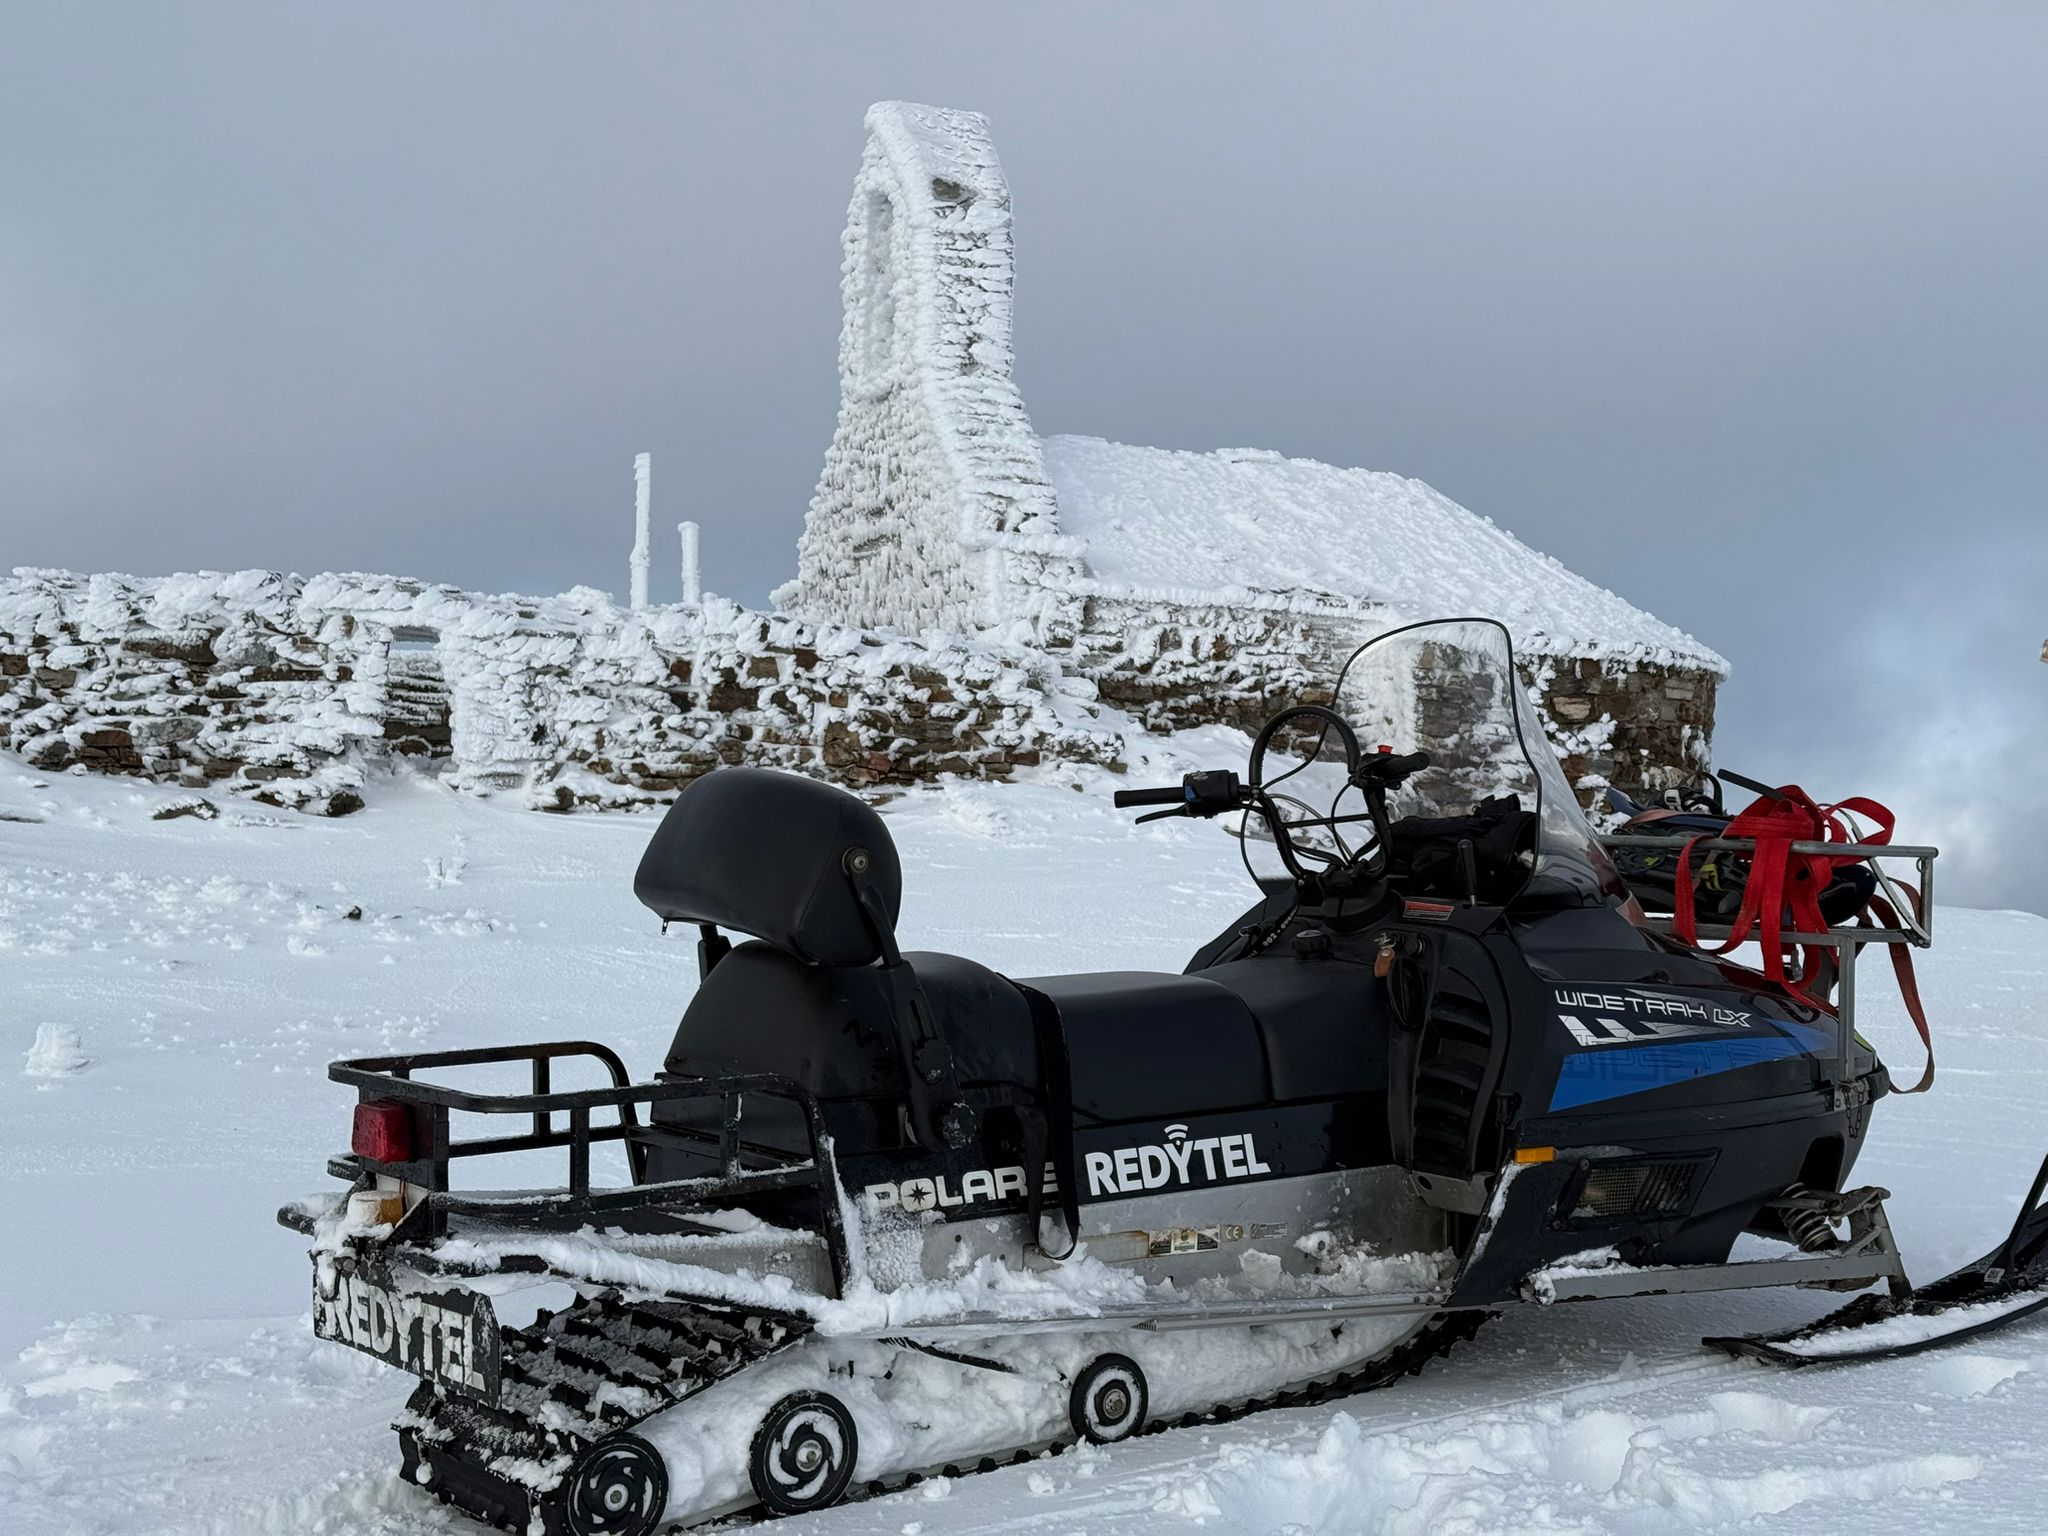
(630, 453, 652, 611)
(679, 520, 701, 608)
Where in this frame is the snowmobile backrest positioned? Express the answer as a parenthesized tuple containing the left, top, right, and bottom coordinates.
(633, 767, 902, 967)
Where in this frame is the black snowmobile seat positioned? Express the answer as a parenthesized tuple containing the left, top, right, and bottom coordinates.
(634, 767, 902, 967)
(1015, 971, 1270, 1123)
(662, 941, 1041, 1095)
(667, 948, 1274, 1135)
(1197, 954, 1385, 1104)
(637, 769, 1273, 1133)
(655, 941, 1045, 1159)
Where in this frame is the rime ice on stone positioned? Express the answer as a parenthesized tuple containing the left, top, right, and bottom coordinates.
(778, 102, 1086, 638)
(0, 566, 1119, 812)
(679, 521, 701, 608)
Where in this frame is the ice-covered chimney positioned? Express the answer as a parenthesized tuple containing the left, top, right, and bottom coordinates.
(629, 452, 652, 611)
(679, 520, 701, 608)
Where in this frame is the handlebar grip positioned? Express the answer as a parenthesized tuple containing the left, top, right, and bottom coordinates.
(1358, 749, 1432, 784)
(1113, 785, 1187, 809)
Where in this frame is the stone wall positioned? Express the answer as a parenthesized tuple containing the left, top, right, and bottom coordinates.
(1061, 593, 1718, 801)
(0, 569, 1120, 813)
(1532, 654, 1718, 799)
(1061, 594, 1347, 735)
(1, 566, 1718, 816)
(0, 570, 384, 814)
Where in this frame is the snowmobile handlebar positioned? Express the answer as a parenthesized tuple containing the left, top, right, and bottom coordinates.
(1117, 708, 1439, 893)
(1354, 748, 1432, 787)
(1112, 785, 1189, 809)
(1117, 694, 1447, 898)
(1115, 769, 1250, 821)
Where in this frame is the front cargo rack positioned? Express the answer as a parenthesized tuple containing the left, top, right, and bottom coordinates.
(1598, 832, 1937, 1082)
(301, 1042, 853, 1292)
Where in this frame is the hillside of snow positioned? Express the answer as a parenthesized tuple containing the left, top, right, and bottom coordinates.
(4, 752, 2046, 1535)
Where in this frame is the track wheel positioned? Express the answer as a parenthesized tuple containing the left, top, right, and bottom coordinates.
(562, 1432, 668, 1536)
(749, 1390, 859, 1515)
(1069, 1354, 1148, 1444)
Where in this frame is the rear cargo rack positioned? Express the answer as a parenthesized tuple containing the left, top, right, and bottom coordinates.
(1599, 834, 1936, 1085)
(322, 1042, 852, 1290)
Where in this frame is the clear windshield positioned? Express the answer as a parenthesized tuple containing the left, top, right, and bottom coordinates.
(1330, 617, 1627, 909)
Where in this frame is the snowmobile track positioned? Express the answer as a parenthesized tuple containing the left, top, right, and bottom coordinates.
(732, 1311, 1497, 1533)
(805, 1321, 1780, 1536)
(402, 1296, 810, 1528)
(408, 1304, 1492, 1534)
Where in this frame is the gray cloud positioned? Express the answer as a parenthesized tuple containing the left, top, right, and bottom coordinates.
(3, 3, 2043, 909)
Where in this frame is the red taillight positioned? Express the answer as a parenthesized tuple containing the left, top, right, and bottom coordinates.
(351, 1100, 413, 1163)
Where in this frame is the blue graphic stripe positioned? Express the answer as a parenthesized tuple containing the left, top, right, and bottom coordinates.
(1548, 1022, 1834, 1112)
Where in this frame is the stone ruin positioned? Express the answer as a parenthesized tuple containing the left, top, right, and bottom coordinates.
(1, 102, 1724, 814)
(0, 570, 1116, 813)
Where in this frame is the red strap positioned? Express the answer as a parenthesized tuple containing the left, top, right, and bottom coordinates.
(1826, 797, 1895, 850)
(1703, 789, 1833, 1007)
(1670, 784, 1934, 1092)
(1866, 887, 1935, 1094)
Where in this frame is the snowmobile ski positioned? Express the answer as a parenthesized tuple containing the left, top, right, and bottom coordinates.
(1708, 1151, 2048, 1366)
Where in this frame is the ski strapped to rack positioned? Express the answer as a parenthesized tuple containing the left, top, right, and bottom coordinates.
(298, 1043, 855, 1292)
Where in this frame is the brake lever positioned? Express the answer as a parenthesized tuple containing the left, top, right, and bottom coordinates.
(1134, 806, 1188, 825)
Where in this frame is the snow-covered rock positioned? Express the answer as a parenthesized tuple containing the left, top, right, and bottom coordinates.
(0, 567, 1124, 811)
(22, 1025, 88, 1078)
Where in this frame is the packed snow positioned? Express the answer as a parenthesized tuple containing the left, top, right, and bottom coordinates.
(4, 749, 2046, 1535)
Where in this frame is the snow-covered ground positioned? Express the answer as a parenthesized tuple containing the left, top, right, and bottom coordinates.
(4, 753, 2046, 1535)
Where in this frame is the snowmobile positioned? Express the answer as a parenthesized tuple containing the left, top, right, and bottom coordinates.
(281, 616, 2048, 1536)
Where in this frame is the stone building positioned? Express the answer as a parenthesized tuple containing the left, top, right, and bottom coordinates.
(780, 101, 1725, 795)
(0, 101, 1723, 811)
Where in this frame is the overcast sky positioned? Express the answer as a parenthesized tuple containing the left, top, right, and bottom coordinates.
(3, 4, 2043, 911)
